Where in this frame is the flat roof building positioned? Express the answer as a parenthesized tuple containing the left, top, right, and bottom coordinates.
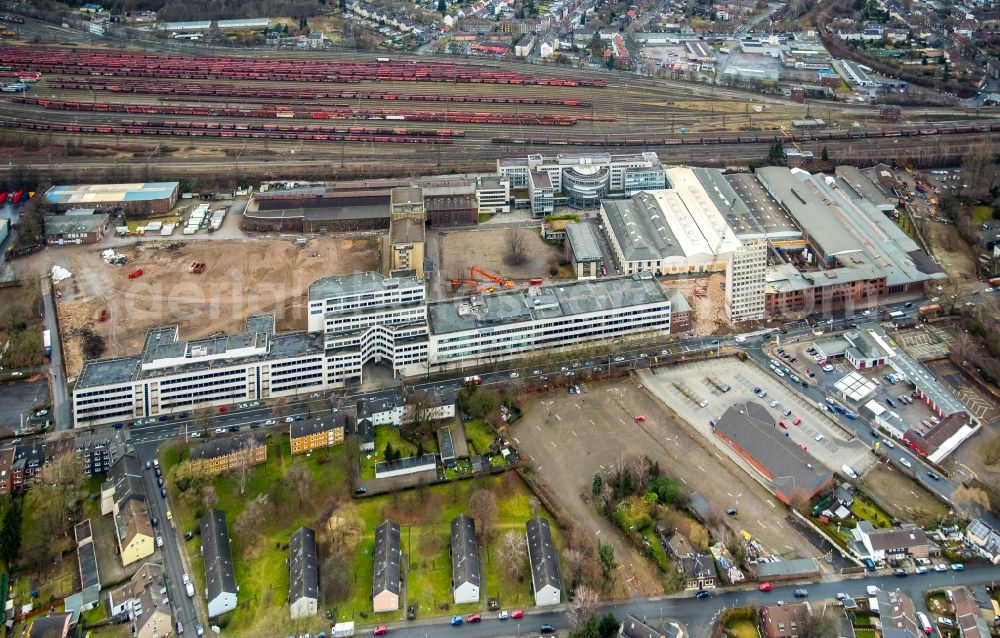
(565, 222, 604, 279)
(45, 182, 178, 216)
(427, 273, 671, 368)
(499, 152, 666, 215)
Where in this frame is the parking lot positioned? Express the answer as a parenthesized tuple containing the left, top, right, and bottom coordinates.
(509, 378, 824, 584)
(639, 358, 874, 476)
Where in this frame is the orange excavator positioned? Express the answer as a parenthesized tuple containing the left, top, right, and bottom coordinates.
(471, 267, 515, 288)
(449, 267, 515, 292)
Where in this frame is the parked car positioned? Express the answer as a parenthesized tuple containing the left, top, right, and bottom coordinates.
(793, 589, 808, 598)
(950, 563, 964, 571)
(156, 536, 164, 548)
(511, 610, 524, 619)
(373, 626, 389, 636)
(759, 582, 772, 592)
(541, 625, 556, 634)
(465, 614, 481, 624)
(899, 457, 912, 468)
(695, 590, 710, 599)
(498, 611, 510, 621)
(933, 564, 948, 572)
(894, 568, 908, 577)
(450, 616, 463, 626)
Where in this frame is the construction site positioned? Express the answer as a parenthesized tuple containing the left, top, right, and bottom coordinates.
(49, 236, 379, 378)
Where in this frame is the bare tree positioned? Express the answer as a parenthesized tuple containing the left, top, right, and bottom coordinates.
(506, 230, 527, 266)
(566, 584, 600, 629)
(285, 464, 312, 507)
(631, 456, 651, 494)
(960, 141, 998, 201)
(403, 391, 437, 442)
(234, 435, 264, 495)
(468, 488, 499, 540)
(322, 502, 365, 554)
(201, 484, 218, 510)
(496, 529, 528, 580)
(234, 494, 269, 547)
(527, 496, 541, 518)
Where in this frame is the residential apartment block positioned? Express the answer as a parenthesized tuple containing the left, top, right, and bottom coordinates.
(526, 517, 562, 606)
(289, 527, 319, 620)
(372, 520, 402, 612)
(189, 432, 267, 476)
(290, 414, 346, 455)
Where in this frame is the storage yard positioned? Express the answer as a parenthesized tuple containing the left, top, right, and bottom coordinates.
(1, 46, 997, 177)
(436, 227, 563, 298)
(52, 236, 379, 378)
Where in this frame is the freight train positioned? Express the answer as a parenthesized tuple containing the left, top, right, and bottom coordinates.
(3, 118, 455, 143)
(47, 79, 592, 108)
(12, 96, 609, 126)
(490, 122, 1000, 146)
(0, 47, 607, 87)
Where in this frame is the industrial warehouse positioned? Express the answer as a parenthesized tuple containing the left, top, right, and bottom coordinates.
(71, 272, 673, 427)
(44, 182, 180, 216)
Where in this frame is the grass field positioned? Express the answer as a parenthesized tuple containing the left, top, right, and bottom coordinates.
(727, 620, 760, 638)
(164, 436, 557, 635)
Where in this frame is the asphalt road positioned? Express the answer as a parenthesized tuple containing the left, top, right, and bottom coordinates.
(384, 565, 1000, 638)
(41, 278, 70, 431)
(135, 440, 203, 636)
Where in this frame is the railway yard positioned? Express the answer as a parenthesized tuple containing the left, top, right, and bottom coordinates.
(0, 45, 998, 177)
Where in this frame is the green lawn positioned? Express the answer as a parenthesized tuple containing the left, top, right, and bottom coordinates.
(850, 495, 892, 528)
(972, 205, 994, 224)
(166, 435, 351, 636)
(360, 427, 435, 479)
(463, 419, 496, 456)
(341, 473, 557, 624)
(165, 436, 557, 635)
(727, 620, 760, 638)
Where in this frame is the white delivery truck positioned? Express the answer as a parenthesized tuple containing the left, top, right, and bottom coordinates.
(333, 622, 355, 637)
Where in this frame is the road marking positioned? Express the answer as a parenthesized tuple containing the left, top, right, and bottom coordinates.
(757, 520, 766, 528)
(555, 414, 562, 421)
(679, 477, 687, 484)
(550, 441, 557, 449)
(727, 492, 733, 497)
(697, 465, 706, 472)
(574, 402, 581, 410)
(777, 521, 785, 529)
(619, 418, 626, 425)
(536, 425, 542, 431)
(590, 419, 596, 425)
(768, 501, 776, 508)
(595, 530, 601, 535)
(571, 430, 578, 437)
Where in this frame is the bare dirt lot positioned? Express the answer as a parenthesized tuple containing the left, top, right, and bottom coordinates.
(661, 273, 730, 335)
(860, 462, 950, 526)
(509, 378, 824, 599)
(437, 227, 563, 290)
(52, 237, 379, 378)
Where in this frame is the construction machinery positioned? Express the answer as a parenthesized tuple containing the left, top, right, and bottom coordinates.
(471, 267, 515, 288)
(188, 261, 206, 274)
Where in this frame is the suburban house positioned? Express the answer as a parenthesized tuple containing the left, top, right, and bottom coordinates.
(851, 522, 931, 561)
(27, 613, 73, 638)
(450, 514, 481, 604)
(526, 517, 563, 606)
(965, 519, 1000, 563)
(290, 413, 346, 455)
(100, 451, 154, 567)
(949, 587, 992, 638)
(372, 520, 402, 612)
(759, 602, 812, 638)
(873, 589, 920, 637)
(289, 527, 319, 620)
(107, 563, 172, 638)
(189, 432, 267, 476)
(356, 386, 456, 427)
(619, 614, 683, 638)
(201, 509, 239, 618)
(679, 554, 716, 591)
(354, 400, 376, 452)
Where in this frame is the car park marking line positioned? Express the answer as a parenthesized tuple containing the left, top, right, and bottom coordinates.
(571, 430, 578, 437)
(550, 441, 557, 449)
(757, 520, 766, 528)
(619, 418, 626, 425)
(590, 419, 596, 425)
(777, 521, 784, 529)
(536, 425, 542, 431)
(679, 477, 687, 484)
(513, 437, 520, 444)
(555, 414, 562, 421)
(575, 403, 581, 410)
(697, 465, 706, 472)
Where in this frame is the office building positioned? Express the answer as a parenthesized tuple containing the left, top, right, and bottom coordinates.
(725, 239, 768, 321)
(476, 176, 511, 214)
(498, 152, 667, 215)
